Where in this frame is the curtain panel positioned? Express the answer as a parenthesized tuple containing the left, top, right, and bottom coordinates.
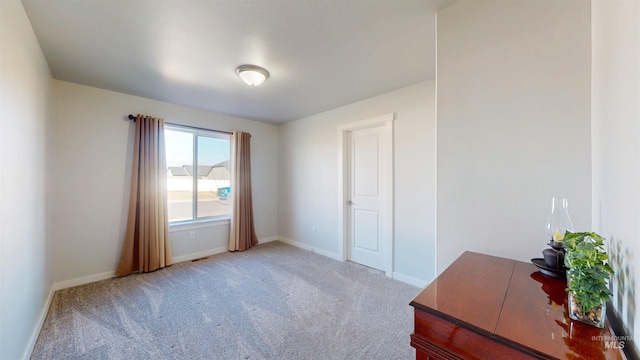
(229, 131, 258, 251)
(116, 114, 173, 276)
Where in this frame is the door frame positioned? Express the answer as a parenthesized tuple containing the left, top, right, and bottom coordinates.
(337, 113, 394, 276)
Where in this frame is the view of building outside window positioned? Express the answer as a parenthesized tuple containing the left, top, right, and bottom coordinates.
(165, 127, 231, 223)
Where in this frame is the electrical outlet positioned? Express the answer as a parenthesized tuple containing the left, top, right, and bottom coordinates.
(312, 226, 316, 234)
(189, 231, 196, 240)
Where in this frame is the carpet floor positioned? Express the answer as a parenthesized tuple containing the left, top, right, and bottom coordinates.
(31, 241, 420, 359)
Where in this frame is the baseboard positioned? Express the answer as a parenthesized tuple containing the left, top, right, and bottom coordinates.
(51, 238, 426, 292)
(52, 271, 115, 291)
(392, 271, 428, 288)
(277, 236, 342, 261)
(52, 237, 278, 291)
(279, 237, 427, 288)
(22, 285, 55, 360)
(259, 236, 280, 244)
(606, 302, 639, 360)
(172, 246, 229, 263)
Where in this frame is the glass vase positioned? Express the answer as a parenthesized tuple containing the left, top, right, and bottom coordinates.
(545, 197, 574, 242)
(567, 291, 606, 328)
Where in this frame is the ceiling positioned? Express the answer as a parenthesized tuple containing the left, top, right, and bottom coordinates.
(23, 0, 455, 125)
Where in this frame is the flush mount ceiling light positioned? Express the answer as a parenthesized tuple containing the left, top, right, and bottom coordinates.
(236, 65, 270, 87)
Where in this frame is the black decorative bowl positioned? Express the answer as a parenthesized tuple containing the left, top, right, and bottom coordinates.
(531, 258, 566, 278)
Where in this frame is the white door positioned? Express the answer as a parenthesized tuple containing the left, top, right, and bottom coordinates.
(347, 126, 388, 271)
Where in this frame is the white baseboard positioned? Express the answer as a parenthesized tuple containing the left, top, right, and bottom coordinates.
(52, 236, 279, 291)
(278, 236, 342, 261)
(173, 236, 280, 262)
(52, 271, 115, 291)
(45, 237, 424, 299)
(259, 236, 280, 244)
(392, 271, 428, 288)
(278, 237, 427, 287)
(22, 286, 55, 360)
(172, 246, 229, 263)
(52, 238, 428, 292)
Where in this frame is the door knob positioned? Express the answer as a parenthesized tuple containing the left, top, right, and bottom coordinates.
(347, 200, 354, 206)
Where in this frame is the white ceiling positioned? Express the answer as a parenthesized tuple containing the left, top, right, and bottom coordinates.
(23, 0, 454, 125)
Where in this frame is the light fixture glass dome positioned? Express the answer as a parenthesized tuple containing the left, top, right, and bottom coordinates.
(236, 65, 269, 86)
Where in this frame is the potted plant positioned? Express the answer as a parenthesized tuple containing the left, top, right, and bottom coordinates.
(563, 231, 613, 328)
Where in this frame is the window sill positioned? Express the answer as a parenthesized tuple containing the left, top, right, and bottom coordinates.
(169, 218, 230, 232)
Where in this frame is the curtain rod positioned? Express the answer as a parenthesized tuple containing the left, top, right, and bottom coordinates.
(127, 114, 233, 135)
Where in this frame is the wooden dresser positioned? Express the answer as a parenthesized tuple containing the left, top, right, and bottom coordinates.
(410, 251, 626, 360)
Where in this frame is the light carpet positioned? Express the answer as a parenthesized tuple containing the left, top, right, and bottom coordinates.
(31, 241, 420, 359)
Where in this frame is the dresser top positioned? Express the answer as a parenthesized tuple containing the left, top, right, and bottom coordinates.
(410, 251, 625, 360)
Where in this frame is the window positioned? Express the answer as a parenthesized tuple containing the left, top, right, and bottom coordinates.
(165, 125, 231, 223)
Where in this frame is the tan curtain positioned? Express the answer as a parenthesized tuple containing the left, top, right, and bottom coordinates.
(116, 114, 173, 276)
(229, 131, 258, 251)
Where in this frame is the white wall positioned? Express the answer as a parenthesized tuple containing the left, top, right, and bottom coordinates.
(51, 80, 279, 284)
(436, 0, 592, 273)
(278, 81, 436, 285)
(592, 0, 640, 356)
(0, 1, 53, 359)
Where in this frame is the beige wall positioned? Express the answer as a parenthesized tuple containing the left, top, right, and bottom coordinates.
(436, 0, 592, 272)
(278, 81, 436, 285)
(592, 0, 640, 356)
(0, 1, 53, 359)
(51, 80, 279, 284)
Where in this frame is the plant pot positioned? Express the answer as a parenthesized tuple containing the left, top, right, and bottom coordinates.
(568, 291, 606, 328)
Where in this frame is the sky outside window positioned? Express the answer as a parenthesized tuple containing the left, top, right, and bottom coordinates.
(165, 129, 229, 167)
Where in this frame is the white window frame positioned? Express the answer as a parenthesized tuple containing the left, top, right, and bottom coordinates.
(165, 124, 231, 227)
